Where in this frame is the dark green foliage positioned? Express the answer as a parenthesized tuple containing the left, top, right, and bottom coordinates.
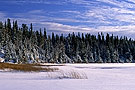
(36, 30, 40, 46)
(14, 20, 18, 32)
(0, 19, 135, 63)
(44, 28, 47, 40)
(52, 32, 55, 45)
(0, 22, 3, 29)
(7, 18, 11, 31)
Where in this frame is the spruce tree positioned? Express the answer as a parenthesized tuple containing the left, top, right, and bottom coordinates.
(0, 19, 135, 63)
(0, 22, 3, 29)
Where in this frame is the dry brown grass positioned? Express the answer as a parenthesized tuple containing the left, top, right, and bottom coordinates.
(47, 70, 88, 79)
(38, 64, 65, 67)
(0, 63, 58, 72)
(59, 70, 88, 79)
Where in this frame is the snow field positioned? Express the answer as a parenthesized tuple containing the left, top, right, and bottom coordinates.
(1, 63, 135, 90)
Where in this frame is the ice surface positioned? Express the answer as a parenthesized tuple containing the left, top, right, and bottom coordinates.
(1, 63, 135, 90)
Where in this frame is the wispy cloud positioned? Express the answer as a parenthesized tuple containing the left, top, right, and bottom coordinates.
(67, 0, 98, 5)
(6, 0, 68, 5)
(40, 21, 135, 39)
(128, 0, 135, 3)
(60, 10, 81, 14)
(0, 12, 7, 21)
(96, 0, 135, 8)
(1, 0, 135, 38)
(28, 10, 45, 14)
(40, 22, 93, 33)
(0, 12, 6, 18)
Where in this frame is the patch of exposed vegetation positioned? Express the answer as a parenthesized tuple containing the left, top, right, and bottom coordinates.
(47, 70, 88, 79)
(0, 63, 58, 72)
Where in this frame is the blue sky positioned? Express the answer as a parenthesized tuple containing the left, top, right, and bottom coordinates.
(1, 0, 135, 38)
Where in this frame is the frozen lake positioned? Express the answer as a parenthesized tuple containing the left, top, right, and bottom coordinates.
(0, 63, 135, 90)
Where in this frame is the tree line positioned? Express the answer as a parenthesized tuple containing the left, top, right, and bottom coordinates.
(0, 18, 134, 63)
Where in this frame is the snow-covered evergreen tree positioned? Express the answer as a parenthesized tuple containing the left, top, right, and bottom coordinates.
(0, 19, 135, 63)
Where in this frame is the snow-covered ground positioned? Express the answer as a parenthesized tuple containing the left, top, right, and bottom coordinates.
(1, 63, 135, 90)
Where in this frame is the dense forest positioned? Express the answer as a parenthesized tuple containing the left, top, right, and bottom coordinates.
(0, 19, 135, 63)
